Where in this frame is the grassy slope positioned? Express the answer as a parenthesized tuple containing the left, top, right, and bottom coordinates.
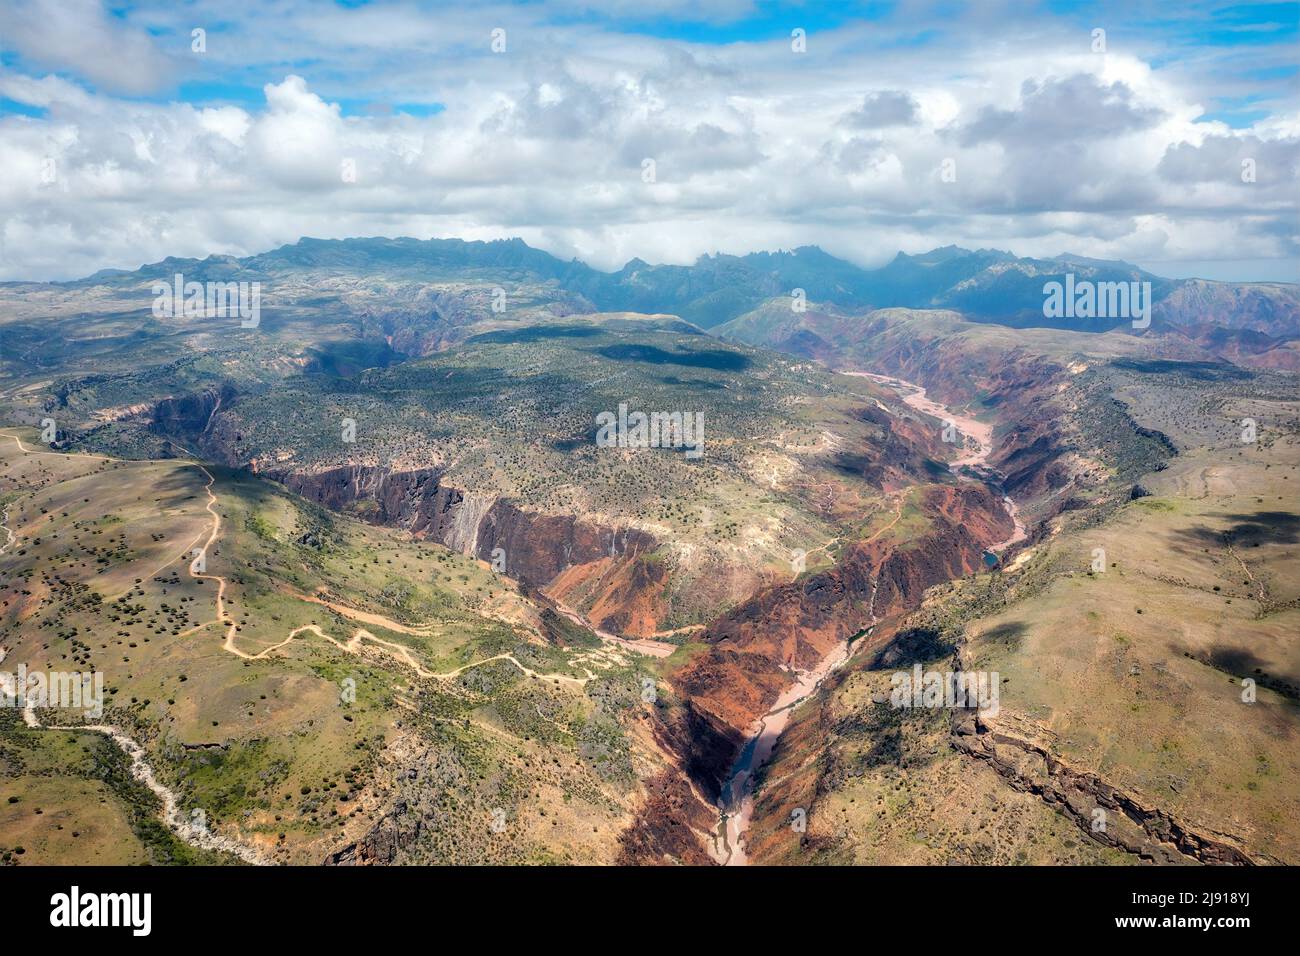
(0, 429, 670, 864)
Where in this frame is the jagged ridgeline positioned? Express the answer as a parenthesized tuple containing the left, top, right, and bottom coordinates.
(3, 239, 1296, 384)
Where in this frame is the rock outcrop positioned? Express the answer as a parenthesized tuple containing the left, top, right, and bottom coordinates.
(951, 715, 1260, 865)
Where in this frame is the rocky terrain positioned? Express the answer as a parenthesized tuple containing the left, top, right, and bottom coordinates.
(733, 347, 1299, 866)
(1, 239, 1296, 866)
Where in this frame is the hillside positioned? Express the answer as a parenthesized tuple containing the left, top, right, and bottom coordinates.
(741, 359, 1300, 865)
(1, 235, 1296, 869)
(0, 428, 683, 864)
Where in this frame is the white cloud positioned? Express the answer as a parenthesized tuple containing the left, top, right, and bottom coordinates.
(0, 0, 173, 95)
(0, 1, 1295, 280)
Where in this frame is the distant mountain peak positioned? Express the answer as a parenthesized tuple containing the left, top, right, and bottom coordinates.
(1049, 252, 1146, 273)
(891, 245, 1015, 266)
(43, 234, 1296, 340)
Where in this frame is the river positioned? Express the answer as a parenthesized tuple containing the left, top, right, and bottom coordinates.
(849, 371, 1026, 551)
(712, 370, 1024, 865)
(18, 704, 266, 864)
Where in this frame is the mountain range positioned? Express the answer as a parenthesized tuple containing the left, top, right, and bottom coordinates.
(15, 236, 1296, 334)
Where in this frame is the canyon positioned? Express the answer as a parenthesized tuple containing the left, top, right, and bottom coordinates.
(708, 371, 1026, 865)
(136, 350, 1036, 866)
(3, 237, 1295, 868)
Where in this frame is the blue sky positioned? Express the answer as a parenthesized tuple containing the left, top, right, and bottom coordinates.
(0, 0, 1296, 280)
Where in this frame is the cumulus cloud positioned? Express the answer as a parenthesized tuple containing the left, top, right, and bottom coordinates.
(1158, 134, 1300, 188)
(0, 0, 1295, 280)
(842, 91, 919, 129)
(957, 75, 1165, 146)
(0, 0, 173, 95)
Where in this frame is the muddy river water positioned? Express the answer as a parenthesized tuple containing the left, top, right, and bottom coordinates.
(712, 370, 1024, 865)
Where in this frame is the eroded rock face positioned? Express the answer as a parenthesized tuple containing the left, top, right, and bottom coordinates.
(668, 481, 1014, 799)
(951, 720, 1260, 866)
(847, 402, 951, 489)
(151, 386, 234, 439)
(277, 462, 659, 589)
(281, 465, 456, 529)
(668, 652, 789, 801)
(266, 459, 695, 641)
(475, 499, 656, 587)
(547, 552, 671, 636)
(615, 770, 718, 866)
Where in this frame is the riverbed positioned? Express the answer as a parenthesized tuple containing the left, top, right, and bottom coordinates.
(848, 371, 1026, 549)
(713, 370, 1024, 865)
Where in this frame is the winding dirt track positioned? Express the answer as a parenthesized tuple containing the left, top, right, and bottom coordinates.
(3, 431, 113, 461)
(2, 433, 594, 864)
(1, 433, 266, 862)
(163, 453, 592, 685)
(866, 495, 906, 543)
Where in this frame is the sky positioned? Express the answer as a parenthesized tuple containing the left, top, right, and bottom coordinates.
(0, 0, 1296, 282)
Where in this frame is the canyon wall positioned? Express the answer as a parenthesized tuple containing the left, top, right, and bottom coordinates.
(666, 482, 1014, 800)
(274, 463, 662, 626)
